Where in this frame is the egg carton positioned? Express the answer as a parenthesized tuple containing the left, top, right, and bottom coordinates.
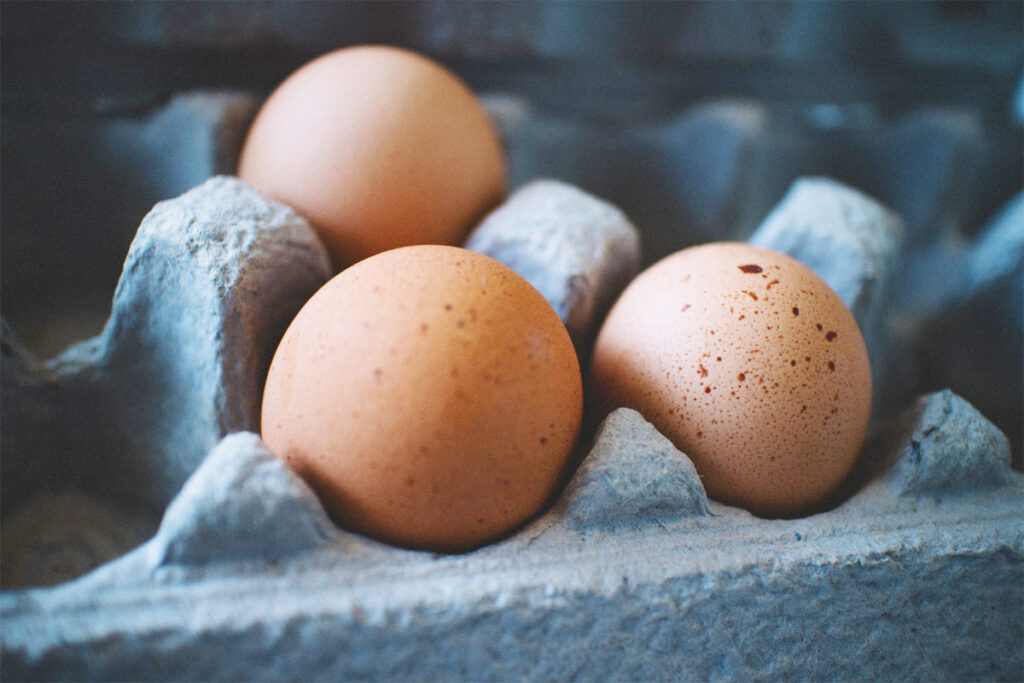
(2, 93, 1023, 679)
(7, 88, 1022, 432)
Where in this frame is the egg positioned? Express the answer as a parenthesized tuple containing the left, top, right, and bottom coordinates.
(590, 242, 871, 516)
(261, 245, 582, 552)
(238, 45, 506, 270)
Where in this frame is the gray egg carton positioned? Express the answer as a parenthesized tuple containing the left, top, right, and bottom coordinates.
(2, 93, 1023, 680)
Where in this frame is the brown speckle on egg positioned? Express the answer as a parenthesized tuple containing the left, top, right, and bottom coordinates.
(262, 245, 582, 553)
(591, 242, 872, 517)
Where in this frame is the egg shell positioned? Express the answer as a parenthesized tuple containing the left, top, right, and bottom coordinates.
(590, 242, 872, 516)
(238, 45, 506, 270)
(261, 245, 582, 553)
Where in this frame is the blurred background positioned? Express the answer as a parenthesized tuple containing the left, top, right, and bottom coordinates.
(2, 1, 1022, 461)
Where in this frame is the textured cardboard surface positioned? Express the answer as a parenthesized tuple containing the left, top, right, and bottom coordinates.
(3, 415, 1021, 680)
(466, 179, 641, 353)
(2, 69, 1022, 678)
(0, 177, 331, 515)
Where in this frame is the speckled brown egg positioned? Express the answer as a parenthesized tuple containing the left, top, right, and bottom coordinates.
(261, 245, 582, 553)
(590, 242, 871, 516)
(238, 45, 506, 270)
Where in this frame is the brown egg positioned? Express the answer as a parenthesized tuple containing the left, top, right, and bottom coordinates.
(238, 45, 506, 270)
(591, 242, 871, 516)
(261, 245, 582, 552)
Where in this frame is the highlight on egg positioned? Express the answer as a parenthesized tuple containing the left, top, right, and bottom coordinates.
(590, 242, 872, 517)
(261, 245, 583, 553)
(238, 45, 506, 271)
